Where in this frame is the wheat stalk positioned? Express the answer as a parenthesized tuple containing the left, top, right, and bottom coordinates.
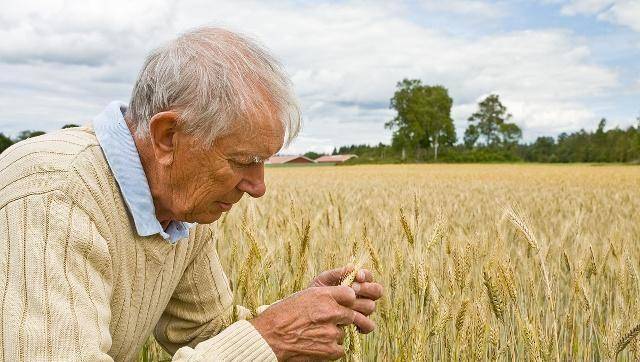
(483, 267, 505, 322)
(341, 255, 367, 362)
(616, 323, 640, 356)
(504, 205, 539, 251)
(399, 207, 415, 246)
(363, 226, 383, 275)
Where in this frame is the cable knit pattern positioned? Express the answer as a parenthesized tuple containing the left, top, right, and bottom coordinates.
(0, 127, 276, 361)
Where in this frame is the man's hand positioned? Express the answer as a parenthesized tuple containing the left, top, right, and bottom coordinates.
(250, 286, 374, 361)
(310, 266, 384, 318)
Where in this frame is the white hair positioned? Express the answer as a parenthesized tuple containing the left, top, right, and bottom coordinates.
(127, 26, 301, 147)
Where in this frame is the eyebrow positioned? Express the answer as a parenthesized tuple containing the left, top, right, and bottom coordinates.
(229, 152, 272, 162)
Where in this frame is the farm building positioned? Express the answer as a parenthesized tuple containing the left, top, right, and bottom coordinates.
(266, 155, 315, 164)
(315, 154, 358, 164)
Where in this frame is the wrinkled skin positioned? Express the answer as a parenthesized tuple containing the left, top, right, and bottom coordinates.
(252, 286, 357, 361)
(310, 266, 383, 319)
(129, 110, 283, 225)
(252, 267, 383, 361)
(129, 111, 384, 360)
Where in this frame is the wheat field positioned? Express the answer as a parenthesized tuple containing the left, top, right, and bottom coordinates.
(140, 164, 640, 361)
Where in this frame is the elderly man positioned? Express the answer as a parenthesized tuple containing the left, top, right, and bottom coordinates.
(0, 27, 382, 361)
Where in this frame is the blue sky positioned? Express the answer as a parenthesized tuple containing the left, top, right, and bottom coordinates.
(0, 0, 638, 153)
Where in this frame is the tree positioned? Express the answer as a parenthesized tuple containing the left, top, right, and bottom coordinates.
(528, 136, 555, 162)
(463, 124, 480, 149)
(304, 151, 323, 160)
(62, 124, 80, 129)
(499, 122, 522, 147)
(16, 130, 46, 141)
(466, 94, 521, 148)
(386, 79, 456, 161)
(0, 133, 13, 154)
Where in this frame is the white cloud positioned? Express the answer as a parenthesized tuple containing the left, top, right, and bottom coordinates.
(419, 0, 507, 18)
(0, 0, 633, 152)
(599, 1, 640, 32)
(559, 0, 640, 32)
(560, 0, 612, 15)
(0, 0, 174, 65)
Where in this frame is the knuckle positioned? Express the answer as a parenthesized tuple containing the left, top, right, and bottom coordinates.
(350, 310, 357, 324)
(315, 305, 333, 321)
(363, 320, 377, 334)
(342, 286, 356, 300)
(308, 309, 323, 323)
(310, 287, 325, 297)
(310, 304, 332, 322)
(329, 345, 345, 360)
(366, 300, 376, 314)
(332, 306, 346, 320)
(328, 327, 341, 341)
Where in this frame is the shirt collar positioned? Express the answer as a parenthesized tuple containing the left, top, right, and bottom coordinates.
(92, 101, 195, 244)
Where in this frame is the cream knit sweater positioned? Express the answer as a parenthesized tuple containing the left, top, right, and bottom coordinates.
(0, 127, 276, 361)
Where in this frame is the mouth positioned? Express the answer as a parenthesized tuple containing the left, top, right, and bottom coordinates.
(216, 201, 234, 211)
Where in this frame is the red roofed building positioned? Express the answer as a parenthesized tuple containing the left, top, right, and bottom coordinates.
(266, 155, 315, 164)
(315, 154, 358, 164)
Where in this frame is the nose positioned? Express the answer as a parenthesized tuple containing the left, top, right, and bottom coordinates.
(236, 164, 266, 198)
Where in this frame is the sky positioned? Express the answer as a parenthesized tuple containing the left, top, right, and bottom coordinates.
(1, 0, 638, 154)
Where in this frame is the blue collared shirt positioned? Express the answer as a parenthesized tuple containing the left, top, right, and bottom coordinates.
(93, 101, 195, 244)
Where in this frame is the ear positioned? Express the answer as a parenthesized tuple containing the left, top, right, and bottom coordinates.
(148, 111, 180, 166)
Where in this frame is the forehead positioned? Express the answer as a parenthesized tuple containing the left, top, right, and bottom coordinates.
(217, 116, 285, 158)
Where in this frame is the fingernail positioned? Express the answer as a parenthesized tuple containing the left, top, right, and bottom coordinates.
(352, 282, 361, 293)
(358, 270, 365, 280)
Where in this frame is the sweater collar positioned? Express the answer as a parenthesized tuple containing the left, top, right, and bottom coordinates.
(92, 101, 195, 244)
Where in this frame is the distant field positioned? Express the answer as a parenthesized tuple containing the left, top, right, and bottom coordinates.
(141, 164, 640, 361)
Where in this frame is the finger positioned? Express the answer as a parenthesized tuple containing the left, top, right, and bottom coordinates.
(329, 285, 356, 307)
(352, 282, 384, 300)
(355, 269, 373, 283)
(332, 305, 356, 325)
(315, 266, 352, 286)
(353, 311, 376, 334)
(335, 326, 346, 344)
(327, 344, 345, 360)
(352, 298, 376, 316)
(305, 343, 344, 361)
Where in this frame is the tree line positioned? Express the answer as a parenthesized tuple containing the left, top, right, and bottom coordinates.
(3, 87, 640, 164)
(331, 79, 640, 164)
(0, 124, 79, 154)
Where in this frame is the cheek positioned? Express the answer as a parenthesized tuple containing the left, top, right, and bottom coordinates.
(209, 165, 240, 191)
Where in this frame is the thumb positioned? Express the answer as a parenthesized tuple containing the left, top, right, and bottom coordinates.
(315, 266, 353, 286)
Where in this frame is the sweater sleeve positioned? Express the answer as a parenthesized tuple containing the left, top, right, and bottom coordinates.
(0, 193, 114, 361)
(153, 227, 277, 361)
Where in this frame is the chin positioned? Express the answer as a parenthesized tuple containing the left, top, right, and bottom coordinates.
(196, 211, 223, 224)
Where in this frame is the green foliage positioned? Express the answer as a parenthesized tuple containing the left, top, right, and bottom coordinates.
(0, 133, 14, 154)
(438, 146, 523, 163)
(386, 79, 456, 160)
(463, 124, 479, 149)
(0, 130, 46, 155)
(62, 123, 80, 129)
(521, 121, 640, 163)
(526, 136, 556, 162)
(303, 151, 324, 160)
(466, 94, 522, 148)
(16, 130, 46, 141)
(335, 118, 640, 164)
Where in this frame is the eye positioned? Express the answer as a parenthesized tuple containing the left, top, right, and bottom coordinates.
(228, 156, 264, 169)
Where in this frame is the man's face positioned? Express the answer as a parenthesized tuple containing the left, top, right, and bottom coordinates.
(167, 116, 284, 224)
